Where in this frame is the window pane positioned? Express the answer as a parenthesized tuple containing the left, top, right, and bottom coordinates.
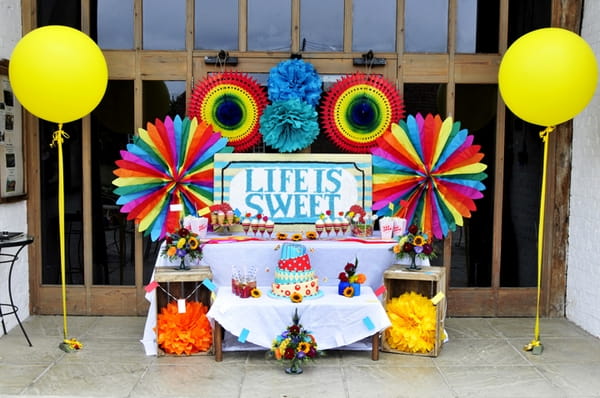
(37, 0, 80, 28)
(457, 0, 499, 53)
(248, 0, 291, 51)
(142, 80, 187, 132)
(195, 0, 238, 50)
(301, 0, 343, 52)
(143, 0, 186, 50)
(448, 84, 498, 287)
(500, 114, 541, 288)
(91, 80, 136, 285)
(352, 0, 396, 52)
(39, 120, 83, 285)
(97, 0, 134, 49)
(405, 0, 448, 53)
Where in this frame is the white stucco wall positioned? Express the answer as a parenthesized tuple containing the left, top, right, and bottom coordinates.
(567, 1, 600, 338)
(0, 0, 27, 333)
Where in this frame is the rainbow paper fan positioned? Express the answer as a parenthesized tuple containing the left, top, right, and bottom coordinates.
(112, 115, 232, 241)
(320, 73, 405, 153)
(371, 113, 487, 239)
(188, 72, 268, 152)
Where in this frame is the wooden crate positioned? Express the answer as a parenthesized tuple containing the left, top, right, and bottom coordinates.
(381, 265, 446, 357)
(155, 266, 214, 356)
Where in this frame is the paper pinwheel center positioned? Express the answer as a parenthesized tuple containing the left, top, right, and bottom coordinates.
(216, 98, 243, 126)
(350, 99, 376, 127)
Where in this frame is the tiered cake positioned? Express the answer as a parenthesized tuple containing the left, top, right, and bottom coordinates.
(271, 243, 321, 298)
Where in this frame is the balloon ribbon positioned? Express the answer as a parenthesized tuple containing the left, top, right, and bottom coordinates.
(524, 125, 554, 355)
(50, 124, 83, 353)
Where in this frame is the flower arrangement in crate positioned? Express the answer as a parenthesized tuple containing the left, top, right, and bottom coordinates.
(346, 204, 377, 237)
(269, 309, 323, 374)
(162, 227, 203, 270)
(392, 223, 436, 271)
(337, 258, 366, 297)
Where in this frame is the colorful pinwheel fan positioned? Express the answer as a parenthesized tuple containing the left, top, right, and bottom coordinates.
(188, 72, 268, 152)
(320, 73, 405, 153)
(371, 113, 487, 239)
(112, 115, 232, 241)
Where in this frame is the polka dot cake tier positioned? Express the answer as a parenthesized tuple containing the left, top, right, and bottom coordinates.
(270, 243, 322, 299)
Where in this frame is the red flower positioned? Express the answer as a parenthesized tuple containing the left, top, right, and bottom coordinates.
(284, 347, 296, 359)
(256, 213, 263, 219)
(289, 325, 301, 335)
(338, 272, 349, 282)
(177, 228, 190, 237)
(422, 243, 433, 255)
(403, 242, 414, 253)
(326, 210, 332, 216)
(408, 224, 419, 235)
(166, 237, 173, 244)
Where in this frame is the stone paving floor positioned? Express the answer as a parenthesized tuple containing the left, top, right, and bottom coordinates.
(1, 315, 600, 397)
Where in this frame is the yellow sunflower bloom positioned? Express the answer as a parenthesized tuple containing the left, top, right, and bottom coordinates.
(291, 292, 303, 303)
(250, 288, 262, 298)
(291, 233, 302, 241)
(343, 286, 355, 297)
(298, 341, 311, 353)
(277, 233, 288, 240)
(188, 236, 199, 250)
(306, 231, 318, 240)
(413, 235, 425, 246)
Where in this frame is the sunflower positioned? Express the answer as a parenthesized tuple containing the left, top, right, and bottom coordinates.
(291, 233, 302, 241)
(305, 231, 318, 240)
(413, 235, 425, 246)
(290, 292, 303, 303)
(188, 236, 199, 250)
(298, 341, 311, 353)
(277, 232, 288, 240)
(343, 286, 355, 297)
(250, 288, 262, 298)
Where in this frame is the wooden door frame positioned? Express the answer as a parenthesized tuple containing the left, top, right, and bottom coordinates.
(24, 0, 580, 317)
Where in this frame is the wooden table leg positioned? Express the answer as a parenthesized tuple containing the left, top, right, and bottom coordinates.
(371, 333, 379, 361)
(214, 321, 223, 362)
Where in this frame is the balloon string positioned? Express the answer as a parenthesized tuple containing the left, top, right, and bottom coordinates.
(525, 125, 554, 352)
(50, 124, 82, 350)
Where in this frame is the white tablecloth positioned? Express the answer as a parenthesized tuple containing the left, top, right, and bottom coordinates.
(207, 285, 391, 350)
(142, 234, 407, 355)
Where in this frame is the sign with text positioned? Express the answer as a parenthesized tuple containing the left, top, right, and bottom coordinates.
(213, 153, 372, 225)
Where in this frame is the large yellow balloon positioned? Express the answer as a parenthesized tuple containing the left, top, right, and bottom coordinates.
(9, 25, 108, 124)
(498, 27, 598, 127)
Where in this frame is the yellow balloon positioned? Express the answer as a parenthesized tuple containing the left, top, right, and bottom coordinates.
(498, 27, 598, 127)
(8, 25, 108, 124)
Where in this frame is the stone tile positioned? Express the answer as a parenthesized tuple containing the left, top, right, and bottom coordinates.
(19, 315, 98, 338)
(433, 338, 528, 366)
(80, 316, 147, 340)
(538, 363, 600, 397)
(132, 363, 245, 398)
(346, 365, 452, 398)
(241, 365, 346, 398)
(440, 365, 565, 398)
(488, 318, 591, 339)
(0, 335, 65, 365)
(343, 349, 436, 367)
(21, 362, 146, 397)
(445, 317, 502, 339)
(0, 364, 49, 395)
(511, 337, 600, 364)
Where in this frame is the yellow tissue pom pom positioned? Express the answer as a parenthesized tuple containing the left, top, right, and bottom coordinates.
(385, 291, 437, 354)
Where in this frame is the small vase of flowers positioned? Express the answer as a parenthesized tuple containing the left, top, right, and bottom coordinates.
(270, 309, 322, 374)
(392, 224, 436, 271)
(162, 227, 203, 270)
(337, 258, 366, 297)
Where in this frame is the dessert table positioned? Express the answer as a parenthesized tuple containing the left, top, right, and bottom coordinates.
(142, 233, 406, 356)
